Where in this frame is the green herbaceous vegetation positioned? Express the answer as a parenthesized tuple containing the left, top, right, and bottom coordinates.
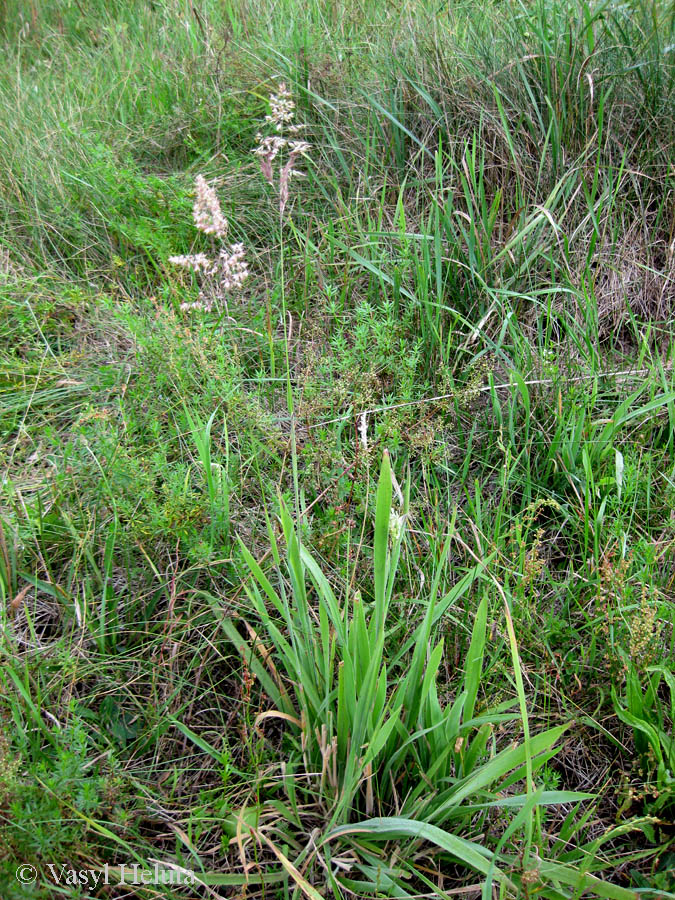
(0, 0, 674, 896)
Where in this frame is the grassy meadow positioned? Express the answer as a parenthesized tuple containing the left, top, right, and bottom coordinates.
(1, 0, 674, 896)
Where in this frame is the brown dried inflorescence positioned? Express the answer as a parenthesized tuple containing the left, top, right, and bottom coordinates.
(628, 583, 662, 669)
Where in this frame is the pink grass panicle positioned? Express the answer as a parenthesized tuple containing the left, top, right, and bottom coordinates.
(192, 174, 228, 239)
(169, 82, 308, 313)
(265, 82, 295, 131)
(169, 176, 249, 313)
(167, 252, 213, 273)
(253, 82, 311, 217)
(215, 243, 249, 296)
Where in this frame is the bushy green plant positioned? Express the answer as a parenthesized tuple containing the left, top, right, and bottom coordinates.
(0, 722, 121, 864)
(614, 664, 675, 819)
(222, 454, 638, 897)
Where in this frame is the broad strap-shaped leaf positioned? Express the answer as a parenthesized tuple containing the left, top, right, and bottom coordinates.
(463, 592, 488, 727)
(326, 816, 514, 887)
(373, 450, 392, 634)
(429, 726, 567, 822)
(530, 858, 638, 900)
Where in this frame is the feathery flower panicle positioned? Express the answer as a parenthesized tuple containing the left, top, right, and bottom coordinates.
(253, 134, 285, 160)
(192, 174, 228, 239)
(288, 140, 311, 155)
(169, 175, 249, 313)
(253, 81, 311, 217)
(180, 294, 213, 313)
(168, 253, 213, 273)
(265, 83, 295, 131)
(279, 140, 311, 217)
(214, 243, 249, 295)
(253, 134, 285, 186)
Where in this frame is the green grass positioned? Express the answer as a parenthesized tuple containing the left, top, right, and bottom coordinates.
(1, 0, 674, 897)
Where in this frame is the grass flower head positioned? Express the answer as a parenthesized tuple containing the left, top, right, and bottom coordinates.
(169, 176, 249, 312)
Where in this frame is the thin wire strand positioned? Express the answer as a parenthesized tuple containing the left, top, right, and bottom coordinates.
(303, 366, 672, 430)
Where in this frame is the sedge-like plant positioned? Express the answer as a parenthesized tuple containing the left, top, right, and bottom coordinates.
(220, 453, 636, 897)
(613, 662, 675, 818)
(184, 405, 231, 555)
